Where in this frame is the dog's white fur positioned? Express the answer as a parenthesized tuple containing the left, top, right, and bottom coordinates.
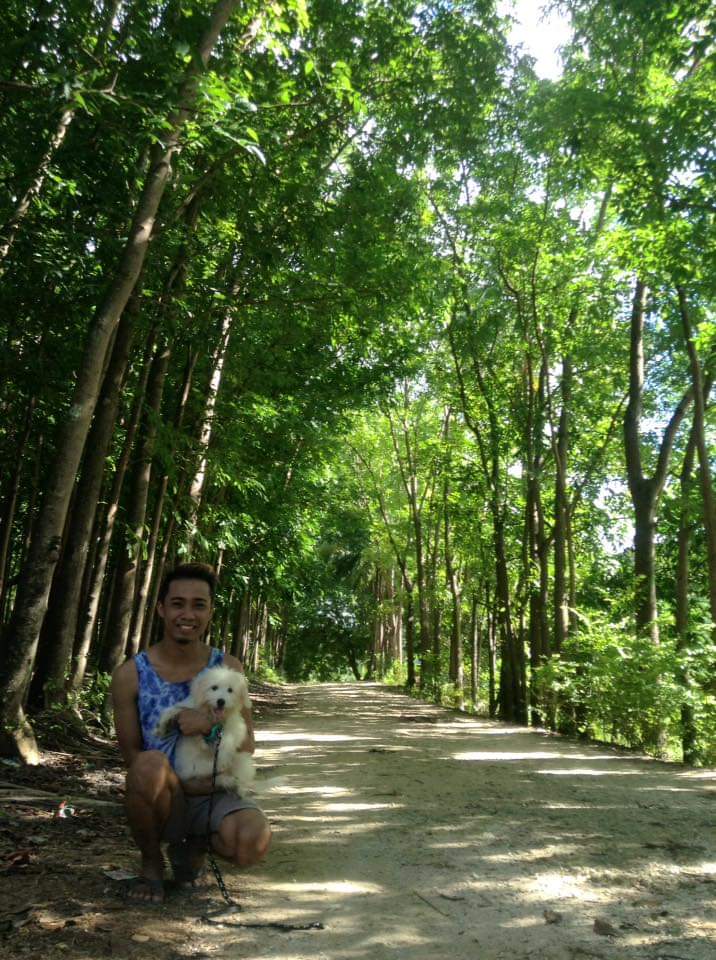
(155, 665, 255, 795)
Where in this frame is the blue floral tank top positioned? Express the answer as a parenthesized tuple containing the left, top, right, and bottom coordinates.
(135, 647, 224, 768)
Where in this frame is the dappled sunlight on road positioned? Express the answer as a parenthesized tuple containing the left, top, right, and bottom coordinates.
(207, 683, 716, 960)
(264, 879, 386, 896)
(452, 750, 635, 761)
(536, 767, 642, 776)
(260, 731, 365, 742)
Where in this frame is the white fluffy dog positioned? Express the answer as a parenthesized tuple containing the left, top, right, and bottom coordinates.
(155, 665, 255, 795)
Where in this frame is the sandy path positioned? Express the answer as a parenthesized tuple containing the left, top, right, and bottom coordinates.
(191, 682, 715, 960)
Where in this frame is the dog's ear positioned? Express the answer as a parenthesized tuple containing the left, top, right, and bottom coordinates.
(240, 677, 251, 711)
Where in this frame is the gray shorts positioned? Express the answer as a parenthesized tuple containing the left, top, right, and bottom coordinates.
(162, 789, 261, 844)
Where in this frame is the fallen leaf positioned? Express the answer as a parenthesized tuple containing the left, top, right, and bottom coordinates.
(103, 868, 138, 881)
(544, 909, 563, 924)
(593, 917, 619, 937)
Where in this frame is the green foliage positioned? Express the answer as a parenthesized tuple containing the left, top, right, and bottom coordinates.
(0, 0, 713, 767)
(534, 613, 716, 761)
(250, 663, 285, 685)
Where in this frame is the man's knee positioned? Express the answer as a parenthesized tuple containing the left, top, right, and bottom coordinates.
(235, 822, 272, 867)
(126, 750, 174, 801)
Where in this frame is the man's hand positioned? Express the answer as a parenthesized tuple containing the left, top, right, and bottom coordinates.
(175, 706, 215, 737)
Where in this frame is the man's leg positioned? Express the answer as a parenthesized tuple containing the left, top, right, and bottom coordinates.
(211, 808, 272, 867)
(125, 750, 181, 902)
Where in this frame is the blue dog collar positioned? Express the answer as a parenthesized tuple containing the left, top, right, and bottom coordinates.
(204, 723, 223, 745)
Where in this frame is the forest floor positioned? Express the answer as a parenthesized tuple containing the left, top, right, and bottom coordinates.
(0, 682, 714, 960)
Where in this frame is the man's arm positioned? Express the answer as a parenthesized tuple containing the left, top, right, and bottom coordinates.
(111, 660, 143, 768)
(224, 653, 255, 754)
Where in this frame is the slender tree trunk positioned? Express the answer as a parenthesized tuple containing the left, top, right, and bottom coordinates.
(39, 304, 136, 705)
(404, 582, 416, 689)
(185, 312, 233, 553)
(0, 399, 36, 624)
(469, 591, 480, 706)
(444, 479, 463, 698)
(677, 287, 716, 640)
(123, 198, 203, 653)
(233, 591, 250, 661)
(100, 341, 171, 674)
(70, 335, 155, 690)
(392, 570, 403, 666)
(129, 351, 197, 654)
(0, 103, 76, 269)
(487, 582, 497, 718)
(624, 279, 693, 642)
(676, 419, 699, 763)
(553, 355, 572, 653)
(0, 0, 246, 759)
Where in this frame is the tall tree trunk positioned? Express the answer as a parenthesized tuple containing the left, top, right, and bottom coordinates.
(676, 418, 699, 763)
(404, 581, 416, 689)
(487, 582, 497, 718)
(448, 316, 523, 721)
(677, 287, 716, 640)
(69, 334, 155, 690)
(100, 340, 171, 674)
(0, 0, 247, 759)
(185, 312, 233, 553)
(623, 279, 693, 642)
(129, 350, 197, 654)
(0, 103, 76, 269)
(39, 303, 136, 706)
(0, 399, 36, 624)
(469, 592, 479, 705)
(553, 355, 572, 653)
(444, 478, 463, 698)
(387, 405, 431, 688)
(139, 508, 179, 652)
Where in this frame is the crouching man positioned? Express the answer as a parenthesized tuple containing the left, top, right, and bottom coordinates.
(111, 562, 272, 903)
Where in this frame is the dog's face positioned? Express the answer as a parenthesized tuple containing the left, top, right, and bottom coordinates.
(191, 666, 248, 723)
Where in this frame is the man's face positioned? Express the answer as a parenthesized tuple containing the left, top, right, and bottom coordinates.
(157, 578, 213, 645)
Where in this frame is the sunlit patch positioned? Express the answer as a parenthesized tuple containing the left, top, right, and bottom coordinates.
(523, 870, 595, 901)
(265, 879, 384, 895)
(536, 768, 641, 776)
(455, 750, 641, 762)
(318, 801, 402, 812)
(638, 785, 699, 793)
(454, 750, 566, 761)
(499, 915, 546, 929)
(259, 732, 362, 742)
(269, 785, 349, 796)
(288, 820, 398, 839)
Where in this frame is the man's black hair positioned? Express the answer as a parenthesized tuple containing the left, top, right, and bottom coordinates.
(158, 562, 217, 603)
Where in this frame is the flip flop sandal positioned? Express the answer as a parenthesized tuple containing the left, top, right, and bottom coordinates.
(121, 876, 166, 904)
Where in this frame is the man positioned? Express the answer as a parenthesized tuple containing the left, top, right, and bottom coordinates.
(111, 562, 271, 902)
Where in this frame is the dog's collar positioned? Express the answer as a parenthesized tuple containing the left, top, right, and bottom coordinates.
(204, 723, 223, 745)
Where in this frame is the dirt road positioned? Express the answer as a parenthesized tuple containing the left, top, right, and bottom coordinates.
(204, 683, 716, 960)
(2, 682, 715, 959)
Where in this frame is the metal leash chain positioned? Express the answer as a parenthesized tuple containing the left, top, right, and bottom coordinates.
(200, 726, 325, 932)
(206, 727, 240, 910)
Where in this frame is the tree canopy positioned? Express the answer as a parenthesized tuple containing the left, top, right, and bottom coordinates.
(0, 0, 714, 764)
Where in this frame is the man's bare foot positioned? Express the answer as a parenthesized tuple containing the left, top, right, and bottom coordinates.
(123, 876, 165, 903)
(124, 857, 165, 903)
